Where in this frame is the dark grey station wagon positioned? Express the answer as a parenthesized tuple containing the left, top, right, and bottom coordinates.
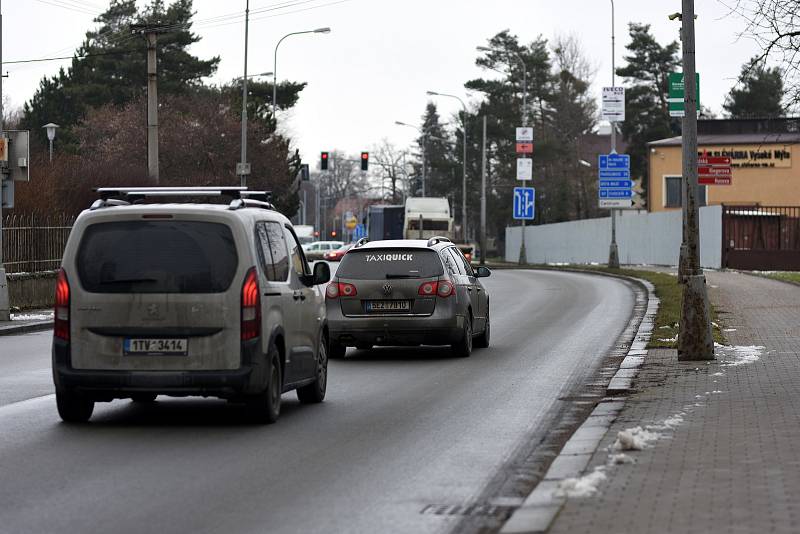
(325, 237, 490, 358)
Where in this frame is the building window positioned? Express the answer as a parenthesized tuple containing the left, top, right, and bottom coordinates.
(665, 176, 682, 207)
(664, 176, 707, 208)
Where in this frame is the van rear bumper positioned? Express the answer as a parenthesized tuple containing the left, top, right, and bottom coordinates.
(52, 339, 265, 399)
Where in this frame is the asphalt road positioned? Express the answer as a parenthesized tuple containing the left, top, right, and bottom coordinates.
(0, 269, 634, 534)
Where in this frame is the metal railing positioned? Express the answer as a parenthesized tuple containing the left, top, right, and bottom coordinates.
(2, 214, 75, 274)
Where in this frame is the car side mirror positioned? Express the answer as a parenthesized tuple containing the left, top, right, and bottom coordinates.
(475, 266, 491, 278)
(312, 261, 331, 285)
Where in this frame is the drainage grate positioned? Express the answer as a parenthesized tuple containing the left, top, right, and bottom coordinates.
(420, 504, 514, 520)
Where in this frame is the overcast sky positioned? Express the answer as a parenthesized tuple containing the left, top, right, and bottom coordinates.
(6, 0, 760, 165)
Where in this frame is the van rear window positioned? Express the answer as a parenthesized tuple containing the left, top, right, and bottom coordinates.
(336, 248, 444, 279)
(76, 220, 238, 293)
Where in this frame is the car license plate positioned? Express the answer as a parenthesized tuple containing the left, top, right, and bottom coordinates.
(366, 300, 410, 312)
(124, 338, 188, 355)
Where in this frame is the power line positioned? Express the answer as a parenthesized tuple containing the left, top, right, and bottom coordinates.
(5, 49, 141, 65)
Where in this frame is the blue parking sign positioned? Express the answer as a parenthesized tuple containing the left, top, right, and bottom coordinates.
(513, 187, 535, 220)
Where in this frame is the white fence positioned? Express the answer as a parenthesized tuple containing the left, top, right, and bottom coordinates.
(505, 205, 723, 268)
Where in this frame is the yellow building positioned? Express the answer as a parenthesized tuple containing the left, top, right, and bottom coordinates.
(648, 118, 800, 212)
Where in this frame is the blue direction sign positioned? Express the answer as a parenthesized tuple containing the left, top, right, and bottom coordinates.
(513, 187, 535, 220)
(353, 223, 367, 240)
(598, 153, 632, 208)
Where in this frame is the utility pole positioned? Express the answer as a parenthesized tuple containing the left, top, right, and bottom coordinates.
(480, 115, 487, 266)
(677, 0, 714, 361)
(607, 0, 620, 268)
(0, 0, 9, 322)
(239, 0, 250, 187)
(132, 24, 171, 184)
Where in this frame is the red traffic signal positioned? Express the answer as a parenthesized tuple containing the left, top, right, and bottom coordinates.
(360, 151, 369, 171)
(321, 151, 329, 171)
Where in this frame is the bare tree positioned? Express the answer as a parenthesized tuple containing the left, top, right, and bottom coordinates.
(371, 140, 407, 203)
(728, 0, 800, 108)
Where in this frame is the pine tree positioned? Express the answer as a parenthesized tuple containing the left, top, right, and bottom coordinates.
(616, 23, 681, 192)
(724, 58, 785, 118)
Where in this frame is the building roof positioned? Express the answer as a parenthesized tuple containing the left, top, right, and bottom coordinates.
(649, 132, 800, 147)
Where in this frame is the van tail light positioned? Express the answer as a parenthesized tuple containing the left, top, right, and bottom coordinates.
(241, 267, 261, 341)
(418, 280, 455, 298)
(54, 268, 70, 341)
(326, 282, 357, 299)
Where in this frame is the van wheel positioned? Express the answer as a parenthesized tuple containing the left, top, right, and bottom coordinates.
(297, 334, 328, 404)
(56, 389, 94, 423)
(131, 393, 157, 403)
(245, 343, 282, 424)
(451, 315, 473, 358)
(329, 341, 346, 360)
(474, 308, 490, 349)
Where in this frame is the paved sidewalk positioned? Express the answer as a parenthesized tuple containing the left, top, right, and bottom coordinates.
(545, 271, 800, 534)
(0, 309, 53, 336)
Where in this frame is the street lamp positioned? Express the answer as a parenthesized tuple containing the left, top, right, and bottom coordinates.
(42, 123, 59, 163)
(238, 68, 273, 186)
(273, 27, 331, 118)
(426, 90, 468, 242)
(395, 121, 428, 196)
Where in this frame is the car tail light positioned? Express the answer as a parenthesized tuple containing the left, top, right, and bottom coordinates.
(326, 282, 357, 299)
(54, 268, 70, 341)
(437, 280, 455, 297)
(241, 267, 260, 341)
(418, 280, 455, 298)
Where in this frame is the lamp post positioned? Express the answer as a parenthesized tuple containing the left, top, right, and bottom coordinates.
(239, 0, 251, 187)
(477, 45, 528, 263)
(395, 121, 428, 196)
(607, 0, 621, 268)
(427, 91, 468, 242)
(42, 123, 59, 162)
(273, 27, 331, 118)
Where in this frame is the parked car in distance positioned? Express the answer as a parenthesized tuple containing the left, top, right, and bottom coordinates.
(323, 243, 354, 262)
(52, 187, 331, 425)
(303, 240, 345, 261)
(325, 236, 490, 359)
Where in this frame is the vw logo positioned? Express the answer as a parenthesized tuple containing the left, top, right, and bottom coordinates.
(382, 284, 393, 295)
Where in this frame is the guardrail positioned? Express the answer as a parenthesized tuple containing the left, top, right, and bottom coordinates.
(2, 213, 75, 274)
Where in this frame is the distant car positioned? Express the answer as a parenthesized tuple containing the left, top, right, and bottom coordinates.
(303, 240, 345, 261)
(325, 237, 491, 358)
(52, 187, 331, 424)
(323, 243, 354, 262)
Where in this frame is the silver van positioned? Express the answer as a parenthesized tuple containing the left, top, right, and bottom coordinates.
(52, 187, 330, 424)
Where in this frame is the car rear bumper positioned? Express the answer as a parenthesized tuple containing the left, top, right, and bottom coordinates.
(327, 314, 464, 346)
(52, 338, 265, 400)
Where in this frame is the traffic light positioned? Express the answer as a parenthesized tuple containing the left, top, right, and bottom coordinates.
(361, 151, 369, 171)
(321, 151, 329, 171)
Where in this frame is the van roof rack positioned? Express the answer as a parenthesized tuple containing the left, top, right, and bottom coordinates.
(426, 236, 451, 247)
(90, 186, 274, 211)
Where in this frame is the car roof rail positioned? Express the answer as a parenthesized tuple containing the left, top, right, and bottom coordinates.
(90, 186, 275, 210)
(426, 236, 451, 247)
(353, 237, 369, 248)
(228, 197, 276, 211)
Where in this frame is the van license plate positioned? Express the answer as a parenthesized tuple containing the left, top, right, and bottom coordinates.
(366, 300, 410, 312)
(124, 338, 188, 355)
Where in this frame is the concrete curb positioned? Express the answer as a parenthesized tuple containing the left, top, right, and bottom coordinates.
(0, 320, 53, 336)
(500, 276, 658, 534)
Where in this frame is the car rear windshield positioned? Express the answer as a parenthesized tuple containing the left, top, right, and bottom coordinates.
(76, 220, 238, 293)
(336, 248, 444, 279)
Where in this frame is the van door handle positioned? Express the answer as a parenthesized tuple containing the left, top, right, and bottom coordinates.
(293, 291, 306, 301)
(467, 287, 473, 291)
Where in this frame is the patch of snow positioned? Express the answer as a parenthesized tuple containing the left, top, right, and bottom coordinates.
(715, 343, 765, 366)
(658, 336, 677, 342)
(547, 262, 570, 266)
(589, 262, 600, 266)
(723, 328, 737, 332)
(556, 467, 607, 498)
(710, 372, 724, 377)
(659, 325, 671, 330)
(608, 453, 635, 465)
(613, 426, 661, 451)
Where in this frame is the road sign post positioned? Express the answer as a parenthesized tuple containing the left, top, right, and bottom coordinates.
(698, 155, 732, 185)
(668, 72, 700, 117)
(602, 87, 625, 122)
(515, 127, 534, 265)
